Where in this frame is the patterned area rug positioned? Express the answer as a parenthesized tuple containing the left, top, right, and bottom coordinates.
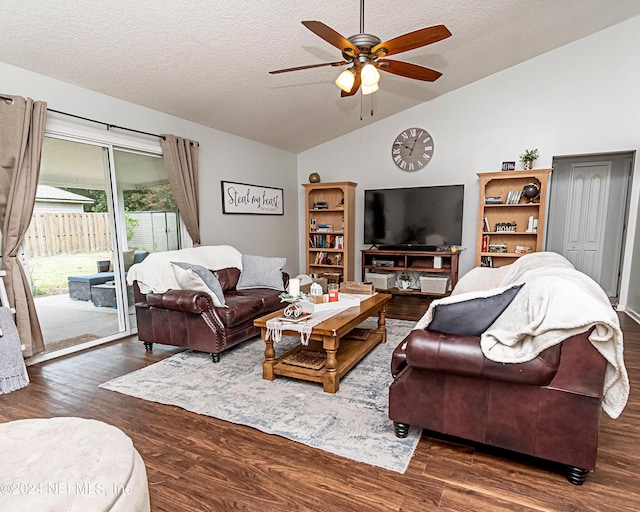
(100, 318, 421, 473)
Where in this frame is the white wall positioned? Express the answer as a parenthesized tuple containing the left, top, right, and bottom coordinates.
(1, 62, 300, 275)
(298, 15, 640, 311)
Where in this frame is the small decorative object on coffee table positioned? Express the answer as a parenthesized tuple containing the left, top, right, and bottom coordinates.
(279, 279, 306, 319)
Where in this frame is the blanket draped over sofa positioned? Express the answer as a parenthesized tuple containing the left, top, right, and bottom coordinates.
(126, 245, 243, 294)
(416, 252, 629, 419)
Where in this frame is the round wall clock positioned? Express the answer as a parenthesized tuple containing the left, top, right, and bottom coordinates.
(391, 127, 434, 171)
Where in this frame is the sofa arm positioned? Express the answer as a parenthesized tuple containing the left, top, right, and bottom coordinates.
(146, 289, 215, 315)
(403, 328, 561, 386)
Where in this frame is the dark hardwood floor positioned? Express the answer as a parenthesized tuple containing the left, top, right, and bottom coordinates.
(1, 300, 639, 511)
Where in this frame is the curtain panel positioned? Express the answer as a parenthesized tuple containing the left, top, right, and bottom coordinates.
(0, 94, 47, 357)
(160, 134, 201, 246)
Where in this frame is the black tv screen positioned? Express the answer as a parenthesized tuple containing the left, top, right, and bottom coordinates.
(364, 185, 464, 250)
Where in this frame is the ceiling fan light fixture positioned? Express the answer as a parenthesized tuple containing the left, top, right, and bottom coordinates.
(361, 82, 379, 95)
(360, 63, 380, 86)
(335, 69, 356, 92)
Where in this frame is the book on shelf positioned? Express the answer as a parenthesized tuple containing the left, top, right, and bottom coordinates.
(506, 190, 523, 204)
(482, 216, 490, 232)
(485, 196, 503, 204)
(481, 255, 493, 267)
(481, 234, 489, 252)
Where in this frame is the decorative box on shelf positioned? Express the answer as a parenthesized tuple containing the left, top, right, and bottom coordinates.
(419, 275, 450, 294)
(365, 272, 395, 290)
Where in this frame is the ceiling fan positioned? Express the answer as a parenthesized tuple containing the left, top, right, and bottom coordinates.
(269, 0, 452, 97)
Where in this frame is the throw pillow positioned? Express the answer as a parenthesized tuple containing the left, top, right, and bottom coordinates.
(236, 254, 286, 291)
(170, 261, 227, 307)
(426, 284, 524, 337)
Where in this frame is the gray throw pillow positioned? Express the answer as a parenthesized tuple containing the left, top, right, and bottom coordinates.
(170, 261, 227, 307)
(236, 254, 286, 291)
(426, 284, 524, 337)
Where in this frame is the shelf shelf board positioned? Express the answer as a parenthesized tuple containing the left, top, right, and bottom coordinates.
(309, 208, 344, 212)
(484, 203, 540, 207)
(483, 231, 538, 235)
(308, 248, 344, 252)
(481, 252, 528, 257)
(309, 264, 344, 268)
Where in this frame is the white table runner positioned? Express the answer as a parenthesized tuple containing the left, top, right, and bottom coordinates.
(265, 294, 372, 345)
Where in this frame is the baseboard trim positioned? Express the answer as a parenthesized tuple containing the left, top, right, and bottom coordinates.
(621, 305, 640, 325)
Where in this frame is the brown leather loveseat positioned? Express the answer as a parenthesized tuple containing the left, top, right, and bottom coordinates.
(389, 252, 629, 485)
(128, 246, 289, 363)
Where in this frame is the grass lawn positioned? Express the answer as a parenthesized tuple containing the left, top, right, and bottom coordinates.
(28, 251, 112, 296)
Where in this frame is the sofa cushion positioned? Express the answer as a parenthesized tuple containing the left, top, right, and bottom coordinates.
(427, 284, 523, 336)
(215, 267, 241, 292)
(236, 255, 286, 291)
(216, 290, 279, 328)
(171, 261, 227, 307)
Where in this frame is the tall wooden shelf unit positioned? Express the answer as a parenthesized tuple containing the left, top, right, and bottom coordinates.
(303, 181, 356, 282)
(476, 169, 552, 268)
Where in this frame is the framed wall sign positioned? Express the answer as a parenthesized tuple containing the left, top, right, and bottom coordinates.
(221, 181, 284, 215)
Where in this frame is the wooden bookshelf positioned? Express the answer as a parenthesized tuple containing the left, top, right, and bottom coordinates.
(476, 169, 552, 268)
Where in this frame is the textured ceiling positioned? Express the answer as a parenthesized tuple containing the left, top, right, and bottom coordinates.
(2, 1, 640, 153)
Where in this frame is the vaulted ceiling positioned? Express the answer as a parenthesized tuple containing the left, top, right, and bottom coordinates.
(3, 1, 640, 153)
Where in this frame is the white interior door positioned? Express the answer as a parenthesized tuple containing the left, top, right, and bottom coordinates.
(563, 161, 611, 282)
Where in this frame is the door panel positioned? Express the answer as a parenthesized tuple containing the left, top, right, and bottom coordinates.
(562, 162, 611, 283)
(548, 153, 632, 298)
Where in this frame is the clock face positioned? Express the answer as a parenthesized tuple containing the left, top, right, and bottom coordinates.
(391, 128, 434, 171)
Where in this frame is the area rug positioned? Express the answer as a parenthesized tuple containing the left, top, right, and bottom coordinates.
(100, 318, 422, 473)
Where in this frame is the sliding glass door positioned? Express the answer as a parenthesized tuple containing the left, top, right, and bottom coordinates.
(25, 135, 178, 357)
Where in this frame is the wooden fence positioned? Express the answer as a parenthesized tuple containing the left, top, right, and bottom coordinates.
(25, 212, 111, 257)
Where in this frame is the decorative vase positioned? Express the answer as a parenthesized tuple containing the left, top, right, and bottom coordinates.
(308, 172, 321, 183)
(523, 161, 533, 170)
(400, 281, 410, 290)
(283, 302, 303, 319)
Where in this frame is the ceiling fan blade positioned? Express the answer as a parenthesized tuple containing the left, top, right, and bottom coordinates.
(341, 72, 361, 97)
(302, 21, 360, 56)
(378, 59, 442, 82)
(372, 25, 451, 57)
(269, 61, 348, 74)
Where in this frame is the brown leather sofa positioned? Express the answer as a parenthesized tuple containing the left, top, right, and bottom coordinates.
(389, 327, 607, 485)
(134, 267, 288, 362)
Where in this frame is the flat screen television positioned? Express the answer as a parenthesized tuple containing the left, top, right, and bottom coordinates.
(364, 184, 464, 250)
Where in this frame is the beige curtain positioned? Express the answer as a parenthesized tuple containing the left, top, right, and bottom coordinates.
(0, 94, 47, 357)
(160, 134, 201, 246)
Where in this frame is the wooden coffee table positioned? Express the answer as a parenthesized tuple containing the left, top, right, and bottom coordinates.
(254, 293, 391, 393)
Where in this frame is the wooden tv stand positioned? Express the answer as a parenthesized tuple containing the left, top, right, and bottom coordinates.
(361, 249, 460, 297)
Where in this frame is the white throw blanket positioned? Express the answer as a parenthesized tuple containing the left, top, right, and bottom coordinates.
(126, 245, 243, 294)
(416, 252, 630, 419)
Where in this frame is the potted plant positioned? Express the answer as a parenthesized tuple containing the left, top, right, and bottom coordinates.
(519, 148, 539, 170)
(398, 272, 411, 290)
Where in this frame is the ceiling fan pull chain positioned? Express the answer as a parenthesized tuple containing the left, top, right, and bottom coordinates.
(360, 92, 364, 121)
(370, 93, 374, 117)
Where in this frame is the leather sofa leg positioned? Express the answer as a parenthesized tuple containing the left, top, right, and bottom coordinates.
(567, 466, 589, 485)
(211, 353, 221, 363)
(393, 422, 410, 438)
(143, 342, 153, 351)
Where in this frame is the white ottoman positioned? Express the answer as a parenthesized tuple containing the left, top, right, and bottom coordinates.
(0, 417, 150, 512)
